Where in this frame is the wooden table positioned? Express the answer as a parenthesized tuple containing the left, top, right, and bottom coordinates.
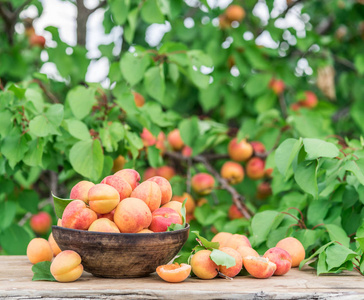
(1, 256, 363, 299)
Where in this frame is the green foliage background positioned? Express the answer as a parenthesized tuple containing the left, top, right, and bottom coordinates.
(1, 0, 364, 274)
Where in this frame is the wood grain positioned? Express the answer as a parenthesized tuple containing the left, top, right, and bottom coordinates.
(1, 256, 364, 299)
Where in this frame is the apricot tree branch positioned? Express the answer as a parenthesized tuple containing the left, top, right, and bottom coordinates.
(165, 151, 252, 219)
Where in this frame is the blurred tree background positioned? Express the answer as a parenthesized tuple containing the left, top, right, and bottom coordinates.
(1, 0, 364, 274)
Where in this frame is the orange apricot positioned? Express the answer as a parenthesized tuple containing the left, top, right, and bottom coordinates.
(27, 238, 53, 264)
(156, 263, 191, 283)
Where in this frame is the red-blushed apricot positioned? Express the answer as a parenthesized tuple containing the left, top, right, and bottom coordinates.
(299, 91, 318, 108)
(130, 181, 162, 212)
(114, 169, 141, 190)
(141, 128, 157, 147)
(156, 263, 191, 283)
(257, 182, 272, 200)
(149, 207, 182, 232)
(88, 184, 120, 214)
(146, 176, 172, 205)
(263, 247, 292, 275)
(114, 197, 152, 233)
(191, 173, 215, 195)
(251, 141, 266, 155)
(162, 201, 183, 217)
(156, 166, 176, 181)
(167, 129, 184, 151)
(29, 34, 46, 48)
(226, 234, 252, 250)
(228, 138, 253, 162)
(156, 131, 166, 153)
(97, 209, 115, 221)
(236, 246, 259, 266)
(244, 256, 277, 279)
(100, 175, 132, 201)
(137, 229, 154, 233)
(220, 161, 244, 185)
(62, 200, 97, 230)
(246, 157, 266, 180)
(276, 237, 305, 267)
(88, 218, 120, 233)
(133, 91, 145, 107)
(143, 167, 158, 180)
(111, 155, 126, 173)
(27, 238, 53, 264)
(226, 5, 245, 22)
(190, 250, 218, 279)
(228, 204, 244, 220)
(290, 102, 301, 111)
(269, 78, 285, 95)
(48, 233, 62, 257)
(30, 211, 52, 235)
(219, 247, 243, 278)
(70, 180, 95, 204)
(182, 145, 192, 157)
(171, 193, 196, 215)
(211, 232, 233, 248)
(50, 250, 83, 282)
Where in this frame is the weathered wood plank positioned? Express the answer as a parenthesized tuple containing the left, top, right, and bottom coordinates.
(0, 256, 363, 299)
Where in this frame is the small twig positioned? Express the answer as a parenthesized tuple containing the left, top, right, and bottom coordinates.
(218, 271, 233, 281)
(33, 79, 59, 103)
(186, 158, 192, 194)
(278, 93, 288, 119)
(89, 0, 107, 14)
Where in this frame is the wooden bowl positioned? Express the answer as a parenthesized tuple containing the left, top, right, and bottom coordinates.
(52, 224, 189, 278)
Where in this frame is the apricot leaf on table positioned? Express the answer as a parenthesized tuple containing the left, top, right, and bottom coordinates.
(32, 261, 56, 282)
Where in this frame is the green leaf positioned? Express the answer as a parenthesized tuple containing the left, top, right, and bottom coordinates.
(302, 138, 339, 160)
(250, 210, 281, 246)
(1, 128, 29, 168)
(109, 0, 129, 25)
(299, 241, 335, 270)
(0, 224, 33, 255)
(144, 65, 165, 103)
(178, 116, 199, 148)
(65, 119, 90, 140)
(325, 224, 350, 248)
(100, 122, 125, 152)
(0, 200, 17, 230)
(0, 110, 13, 138)
(69, 139, 104, 181)
(24, 138, 44, 167)
(18, 190, 39, 215)
(354, 54, 364, 75)
(210, 249, 235, 269)
(192, 231, 220, 250)
(173, 252, 191, 264)
(325, 243, 358, 271)
(355, 222, 364, 251)
(66, 86, 97, 120)
(125, 130, 144, 159)
(29, 116, 51, 137)
(275, 138, 302, 176)
(32, 261, 57, 281)
(244, 74, 271, 98)
(147, 145, 162, 168)
(52, 193, 73, 219)
(141, 0, 165, 24)
(294, 160, 318, 199)
(120, 52, 150, 86)
(124, 7, 139, 43)
(345, 160, 364, 185)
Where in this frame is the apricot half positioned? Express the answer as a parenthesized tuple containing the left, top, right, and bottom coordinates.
(156, 263, 191, 283)
(244, 256, 277, 279)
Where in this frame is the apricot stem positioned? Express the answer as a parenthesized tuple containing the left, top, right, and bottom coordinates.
(218, 271, 233, 280)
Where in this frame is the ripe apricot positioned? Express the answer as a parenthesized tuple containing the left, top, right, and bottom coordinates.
(146, 176, 172, 205)
(149, 207, 182, 232)
(88, 218, 120, 233)
(226, 5, 246, 22)
(156, 263, 191, 283)
(251, 141, 266, 155)
(27, 238, 53, 264)
(211, 232, 233, 248)
(190, 250, 218, 279)
(236, 246, 259, 266)
(299, 91, 318, 108)
(88, 184, 120, 214)
(156, 166, 176, 181)
(228, 138, 253, 162)
(269, 78, 285, 95)
(70, 180, 95, 204)
(182, 145, 192, 157)
(244, 256, 277, 279)
(219, 247, 243, 278)
(50, 250, 83, 282)
(143, 167, 158, 180)
(228, 204, 244, 220)
(162, 201, 183, 217)
(62, 200, 97, 230)
(256, 182, 272, 200)
(114, 197, 152, 233)
(264, 247, 292, 275)
(133, 91, 145, 107)
(246, 157, 265, 180)
(141, 128, 157, 147)
(30, 211, 52, 235)
(226, 234, 252, 250)
(137, 229, 154, 233)
(114, 169, 141, 190)
(100, 175, 132, 201)
(276, 237, 305, 267)
(111, 155, 126, 173)
(130, 181, 162, 212)
(171, 193, 196, 215)
(220, 161, 244, 185)
(167, 129, 184, 150)
(191, 173, 215, 195)
(48, 233, 62, 257)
